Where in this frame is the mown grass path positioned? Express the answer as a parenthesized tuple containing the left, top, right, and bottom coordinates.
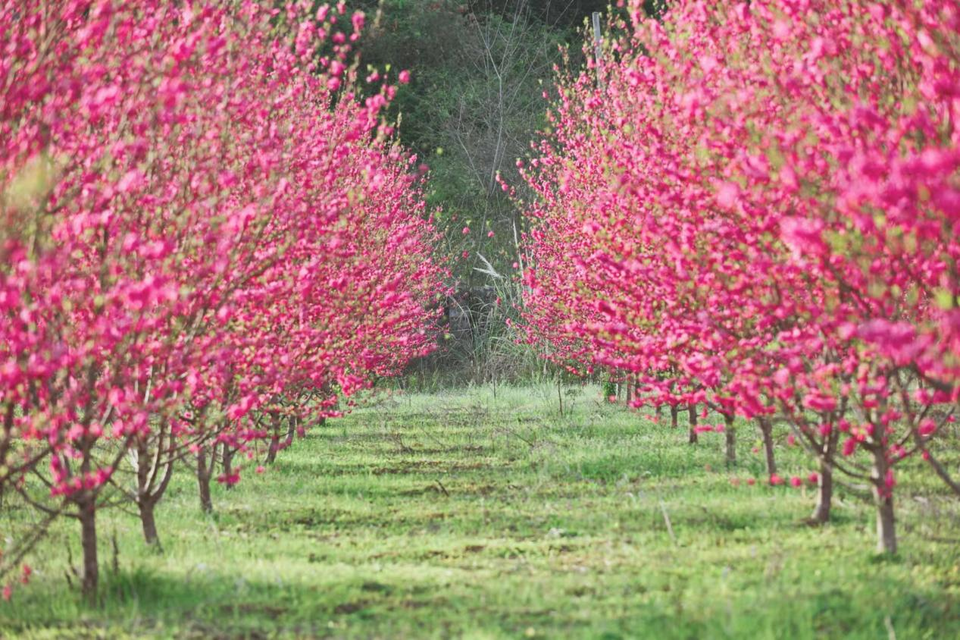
(3, 385, 960, 638)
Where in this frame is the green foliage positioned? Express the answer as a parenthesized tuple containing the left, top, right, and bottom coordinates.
(356, 1, 591, 281)
(4, 386, 960, 638)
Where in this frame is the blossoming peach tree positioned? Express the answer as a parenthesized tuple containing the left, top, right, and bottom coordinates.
(522, 0, 960, 553)
(1, 0, 442, 601)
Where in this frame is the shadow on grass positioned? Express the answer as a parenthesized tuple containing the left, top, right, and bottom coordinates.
(6, 563, 959, 640)
(1, 565, 477, 638)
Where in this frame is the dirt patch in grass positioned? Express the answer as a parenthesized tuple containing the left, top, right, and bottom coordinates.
(334, 600, 371, 614)
(218, 603, 287, 619)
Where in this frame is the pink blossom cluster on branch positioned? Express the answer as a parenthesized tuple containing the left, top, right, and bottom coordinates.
(521, 0, 960, 553)
(1, 0, 442, 599)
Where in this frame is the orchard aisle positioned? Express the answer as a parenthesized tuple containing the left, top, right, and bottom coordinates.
(4, 385, 959, 638)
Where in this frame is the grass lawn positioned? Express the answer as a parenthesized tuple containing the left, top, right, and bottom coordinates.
(2, 384, 960, 638)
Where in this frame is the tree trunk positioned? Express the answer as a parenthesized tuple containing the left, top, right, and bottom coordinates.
(723, 414, 737, 466)
(811, 459, 833, 524)
(871, 448, 897, 554)
(78, 496, 98, 604)
(222, 445, 235, 490)
(757, 418, 776, 475)
(139, 499, 160, 547)
(135, 439, 160, 546)
(810, 431, 837, 524)
(670, 405, 678, 429)
(688, 404, 698, 444)
(875, 493, 897, 554)
(197, 449, 213, 513)
(557, 377, 563, 416)
(265, 411, 282, 464)
(265, 435, 280, 464)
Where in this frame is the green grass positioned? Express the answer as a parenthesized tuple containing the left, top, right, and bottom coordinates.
(3, 384, 960, 638)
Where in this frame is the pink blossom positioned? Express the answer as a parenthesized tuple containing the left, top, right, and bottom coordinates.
(842, 438, 858, 457)
(351, 11, 365, 33)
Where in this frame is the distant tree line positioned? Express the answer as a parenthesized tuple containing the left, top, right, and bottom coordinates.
(354, 0, 661, 282)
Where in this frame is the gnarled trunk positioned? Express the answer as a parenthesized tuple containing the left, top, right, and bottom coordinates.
(688, 404, 698, 444)
(871, 447, 897, 554)
(139, 499, 159, 547)
(78, 495, 98, 604)
(875, 493, 897, 554)
(265, 435, 281, 464)
(757, 418, 776, 476)
(810, 432, 837, 524)
(197, 449, 214, 513)
(134, 438, 170, 547)
(222, 445, 235, 490)
(265, 411, 282, 465)
(670, 405, 678, 429)
(287, 415, 307, 447)
(723, 414, 736, 466)
(811, 460, 833, 524)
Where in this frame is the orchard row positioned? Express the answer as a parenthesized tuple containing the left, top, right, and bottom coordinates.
(4, 0, 960, 607)
(0, 1, 444, 601)
(520, 0, 960, 555)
